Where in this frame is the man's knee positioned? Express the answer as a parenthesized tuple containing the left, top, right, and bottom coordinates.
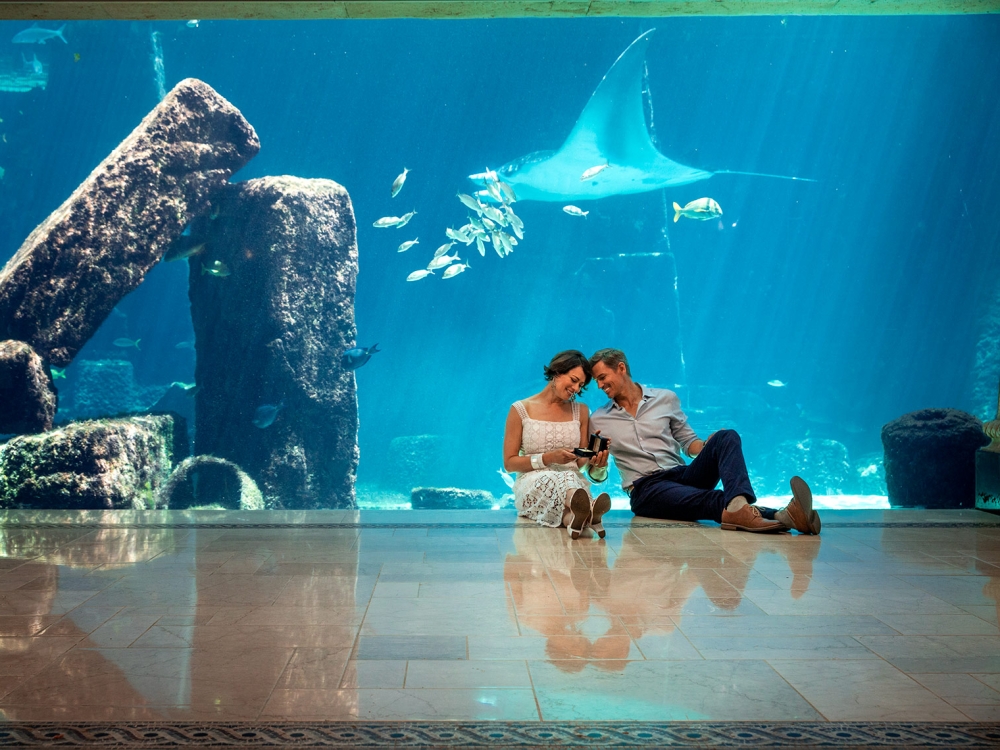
(713, 428, 741, 446)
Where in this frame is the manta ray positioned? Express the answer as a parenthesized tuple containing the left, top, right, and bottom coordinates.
(473, 29, 812, 203)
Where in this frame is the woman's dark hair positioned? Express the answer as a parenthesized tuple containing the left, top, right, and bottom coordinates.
(543, 350, 592, 391)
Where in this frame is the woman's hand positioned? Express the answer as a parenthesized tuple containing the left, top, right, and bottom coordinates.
(544, 449, 578, 466)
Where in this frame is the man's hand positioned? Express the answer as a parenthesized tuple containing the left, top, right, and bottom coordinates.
(587, 432, 610, 481)
(687, 432, 716, 458)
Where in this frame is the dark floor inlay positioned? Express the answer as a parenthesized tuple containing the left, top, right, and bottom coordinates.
(2, 722, 1000, 747)
(2, 521, 999, 530)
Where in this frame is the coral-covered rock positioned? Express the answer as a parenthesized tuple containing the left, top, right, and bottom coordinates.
(0, 414, 187, 509)
(62, 359, 170, 421)
(0, 78, 259, 367)
(882, 408, 989, 509)
(385, 434, 455, 493)
(0, 340, 56, 434)
(411, 487, 496, 510)
(189, 176, 359, 509)
(159, 455, 264, 510)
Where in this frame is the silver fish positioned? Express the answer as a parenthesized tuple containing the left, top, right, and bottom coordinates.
(445, 227, 469, 244)
(672, 197, 722, 223)
(563, 205, 589, 217)
(475, 236, 486, 257)
(433, 241, 455, 259)
(427, 253, 460, 271)
(482, 206, 505, 225)
(442, 262, 469, 279)
(498, 180, 517, 203)
(397, 238, 419, 253)
(12, 23, 66, 44)
(482, 217, 496, 231)
(374, 216, 403, 228)
(498, 231, 513, 255)
(580, 163, 610, 181)
(510, 222, 524, 240)
(485, 180, 503, 203)
(457, 193, 483, 212)
(391, 168, 409, 198)
(396, 210, 417, 227)
(491, 233, 504, 258)
(407, 269, 434, 282)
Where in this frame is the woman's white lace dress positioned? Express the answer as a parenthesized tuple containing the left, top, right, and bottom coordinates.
(513, 400, 590, 527)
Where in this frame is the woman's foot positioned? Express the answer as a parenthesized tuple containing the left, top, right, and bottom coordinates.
(566, 489, 592, 540)
(590, 493, 612, 539)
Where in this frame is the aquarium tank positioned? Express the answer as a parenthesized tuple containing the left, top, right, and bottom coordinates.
(0, 15, 997, 514)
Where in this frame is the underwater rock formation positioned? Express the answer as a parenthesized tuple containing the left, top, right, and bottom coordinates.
(411, 487, 496, 510)
(0, 78, 259, 367)
(62, 359, 167, 421)
(189, 176, 359, 509)
(385, 435, 454, 492)
(0, 340, 56, 434)
(882, 408, 989, 509)
(159, 455, 264, 510)
(0, 414, 187, 510)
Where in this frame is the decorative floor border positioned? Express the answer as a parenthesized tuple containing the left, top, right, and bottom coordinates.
(2, 721, 1000, 747)
(1, 521, 999, 530)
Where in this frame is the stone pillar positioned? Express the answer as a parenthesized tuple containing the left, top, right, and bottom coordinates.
(0, 340, 56, 434)
(189, 176, 359, 509)
(0, 78, 259, 367)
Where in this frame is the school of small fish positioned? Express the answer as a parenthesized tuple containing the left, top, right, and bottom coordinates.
(377, 167, 527, 283)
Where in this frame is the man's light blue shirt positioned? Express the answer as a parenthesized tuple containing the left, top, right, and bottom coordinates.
(589, 385, 698, 489)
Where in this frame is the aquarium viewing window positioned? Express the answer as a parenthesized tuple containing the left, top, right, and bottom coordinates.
(0, 2, 997, 518)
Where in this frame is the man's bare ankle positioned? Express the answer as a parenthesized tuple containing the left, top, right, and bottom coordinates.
(726, 496, 748, 513)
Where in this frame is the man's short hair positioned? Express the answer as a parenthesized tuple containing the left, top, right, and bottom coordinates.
(589, 348, 630, 377)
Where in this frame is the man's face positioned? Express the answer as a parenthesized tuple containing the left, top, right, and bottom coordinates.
(591, 361, 628, 400)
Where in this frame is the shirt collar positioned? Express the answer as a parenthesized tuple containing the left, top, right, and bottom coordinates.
(611, 384, 650, 411)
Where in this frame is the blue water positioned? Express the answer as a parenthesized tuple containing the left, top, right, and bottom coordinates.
(1, 17, 998, 506)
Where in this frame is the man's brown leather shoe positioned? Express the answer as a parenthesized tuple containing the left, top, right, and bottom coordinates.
(720, 504, 784, 533)
(783, 476, 821, 534)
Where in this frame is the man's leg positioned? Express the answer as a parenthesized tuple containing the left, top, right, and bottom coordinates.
(631, 474, 781, 532)
(674, 429, 754, 505)
(672, 429, 780, 519)
(630, 474, 727, 522)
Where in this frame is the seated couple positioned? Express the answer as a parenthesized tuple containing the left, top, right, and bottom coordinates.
(502, 348, 821, 539)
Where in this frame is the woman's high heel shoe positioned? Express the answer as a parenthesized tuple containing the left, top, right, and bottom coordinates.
(566, 489, 592, 540)
(590, 493, 612, 539)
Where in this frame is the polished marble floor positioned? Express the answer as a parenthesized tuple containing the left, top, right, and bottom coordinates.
(2, 508, 1000, 725)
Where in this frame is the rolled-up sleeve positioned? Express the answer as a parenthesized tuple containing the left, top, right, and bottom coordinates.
(667, 394, 698, 452)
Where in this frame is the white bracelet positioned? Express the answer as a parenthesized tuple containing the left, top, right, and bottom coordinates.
(530, 453, 546, 470)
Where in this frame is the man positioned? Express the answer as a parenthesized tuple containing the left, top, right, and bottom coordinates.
(586, 348, 820, 534)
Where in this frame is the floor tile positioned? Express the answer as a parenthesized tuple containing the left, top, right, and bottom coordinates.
(354, 636, 467, 660)
(404, 660, 532, 688)
(339, 660, 407, 688)
(275, 647, 353, 689)
(688, 635, 878, 660)
(874, 614, 1000, 635)
(260, 687, 539, 720)
(468, 635, 643, 662)
(529, 659, 822, 721)
(909, 673, 1000, 704)
(767, 659, 968, 721)
(673, 615, 897, 637)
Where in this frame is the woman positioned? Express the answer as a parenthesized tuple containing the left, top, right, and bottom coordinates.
(503, 350, 612, 539)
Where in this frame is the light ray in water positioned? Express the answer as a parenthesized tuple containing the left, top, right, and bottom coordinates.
(478, 30, 814, 203)
(150, 29, 165, 101)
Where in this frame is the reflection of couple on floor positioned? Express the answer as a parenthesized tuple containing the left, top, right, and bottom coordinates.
(504, 523, 823, 671)
(503, 348, 822, 535)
